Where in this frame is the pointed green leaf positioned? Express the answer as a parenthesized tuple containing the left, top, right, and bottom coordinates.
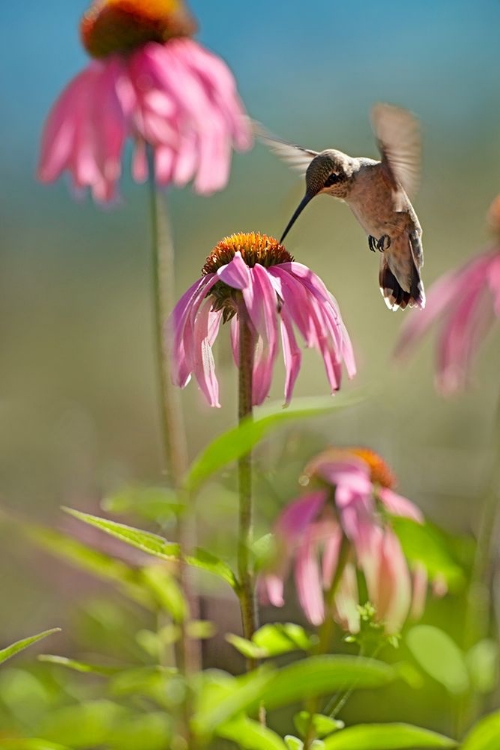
(226, 633, 267, 660)
(294, 712, 343, 739)
(218, 715, 288, 749)
(64, 508, 237, 588)
(0, 629, 60, 666)
(253, 623, 313, 655)
(192, 668, 275, 737)
(406, 625, 469, 695)
(323, 724, 457, 749)
(462, 710, 500, 749)
(258, 656, 394, 712)
(38, 655, 121, 676)
(184, 393, 363, 491)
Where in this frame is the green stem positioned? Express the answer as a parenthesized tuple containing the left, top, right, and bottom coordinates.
(304, 533, 350, 749)
(237, 306, 258, 671)
(146, 147, 200, 744)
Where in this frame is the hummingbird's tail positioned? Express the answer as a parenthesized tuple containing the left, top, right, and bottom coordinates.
(379, 253, 425, 311)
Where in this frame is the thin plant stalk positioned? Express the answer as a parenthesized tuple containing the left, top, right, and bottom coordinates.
(237, 304, 259, 670)
(146, 147, 200, 741)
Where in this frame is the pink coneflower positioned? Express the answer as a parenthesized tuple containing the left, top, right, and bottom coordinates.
(170, 232, 356, 408)
(396, 196, 500, 394)
(260, 447, 426, 635)
(38, 0, 252, 201)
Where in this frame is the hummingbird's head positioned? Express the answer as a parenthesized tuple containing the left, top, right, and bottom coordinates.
(280, 150, 353, 243)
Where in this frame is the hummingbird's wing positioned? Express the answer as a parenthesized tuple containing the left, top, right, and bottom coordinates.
(371, 104, 421, 203)
(253, 122, 318, 176)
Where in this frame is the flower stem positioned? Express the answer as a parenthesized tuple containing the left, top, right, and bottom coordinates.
(237, 306, 258, 671)
(146, 147, 200, 741)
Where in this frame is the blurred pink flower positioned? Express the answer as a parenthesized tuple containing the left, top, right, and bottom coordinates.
(169, 233, 356, 408)
(396, 197, 500, 394)
(38, 1, 252, 201)
(260, 448, 426, 635)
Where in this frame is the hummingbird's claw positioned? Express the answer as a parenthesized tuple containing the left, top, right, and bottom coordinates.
(368, 235, 378, 253)
(377, 235, 391, 252)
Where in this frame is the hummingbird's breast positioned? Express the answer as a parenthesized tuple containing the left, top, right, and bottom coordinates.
(346, 160, 419, 238)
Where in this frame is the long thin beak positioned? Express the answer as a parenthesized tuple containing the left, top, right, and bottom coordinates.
(280, 194, 313, 244)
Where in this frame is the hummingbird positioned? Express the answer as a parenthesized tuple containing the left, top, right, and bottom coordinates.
(259, 104, 425, 310)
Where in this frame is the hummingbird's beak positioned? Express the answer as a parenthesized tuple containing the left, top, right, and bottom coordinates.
(280, 194, 313, 244)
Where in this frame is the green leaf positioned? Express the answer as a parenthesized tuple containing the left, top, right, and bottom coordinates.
(192, 668, 275, 737)
(226, 633, 266, 660)
(102, 485, 184, 522)
(184, 393, 363, 491)
(258, 656, 394, 712)
(391, 518, 464, 590)
(465, 639, 498, 695)
(23, 523, 155, 608)
(0, 629, 61, 666)
(285, 738, 303, 750)
(253, 623, 313, 655)
(37, 655, 121, 676)
(64, 508, 237, 589)
(462, 710, 500, 749)
(227, 623, 314, 660)
(217, 715, 288, 749)
(294, 712, 343, 739)
(323, 724, 457, 749)
(406, 625, 469, 695)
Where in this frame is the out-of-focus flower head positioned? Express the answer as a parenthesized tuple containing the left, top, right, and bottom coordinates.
(38, 0, 252, 201)
(169, 232, 356, 407)
(396, 196, 500, 394)
(260, 447, 430, 635)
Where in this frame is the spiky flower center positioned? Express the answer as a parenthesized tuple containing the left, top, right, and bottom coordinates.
(81, 0, 196, 58)
(303, 447, 396, 490)
(202, 232, 293, 276)
(203, 232, 292, 323)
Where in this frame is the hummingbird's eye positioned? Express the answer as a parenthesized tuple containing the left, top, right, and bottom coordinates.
(324, 172, 340, 187)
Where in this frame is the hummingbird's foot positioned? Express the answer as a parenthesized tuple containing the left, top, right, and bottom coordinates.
(368, 235, 378, 252)
(377, 234, 391, 252)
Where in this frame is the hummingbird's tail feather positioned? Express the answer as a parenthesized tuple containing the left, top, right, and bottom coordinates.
(379, 254, 425, 311)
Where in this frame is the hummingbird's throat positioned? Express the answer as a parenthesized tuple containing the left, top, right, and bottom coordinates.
(303, 447, 396, 490)
(203, 232, 293, 323)
(81, 0, 196, 58)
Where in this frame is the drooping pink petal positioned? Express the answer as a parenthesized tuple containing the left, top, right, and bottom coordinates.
(378, 487, 423, 523)
(375, 530, 412, 634)
(280, 310, 302, 406)
(169, 275, 217, 388)
(258, 573, 285, 608)
(191, 299, 221, 407)
(241, 264, 279, 405)
(217, 252, 251, 290)
(321, 522, 342, 586)
(295, 532, 325, 626)
(275, 491, 327, 542)
(334, 563, 360, 634)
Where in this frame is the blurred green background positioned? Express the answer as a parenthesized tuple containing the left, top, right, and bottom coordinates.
(1, 0, 500, 743)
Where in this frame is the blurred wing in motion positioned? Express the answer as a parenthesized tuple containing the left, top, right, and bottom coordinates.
(371, 103, 421, 202)
(254, 121, 318, 176)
